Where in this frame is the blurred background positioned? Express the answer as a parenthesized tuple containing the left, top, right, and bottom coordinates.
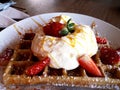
(0, 0, 120, 28)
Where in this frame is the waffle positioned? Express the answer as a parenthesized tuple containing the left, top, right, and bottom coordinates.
(3, 33, 120, 88)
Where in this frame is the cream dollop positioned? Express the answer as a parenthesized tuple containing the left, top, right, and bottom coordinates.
(31, 15, 98, 70)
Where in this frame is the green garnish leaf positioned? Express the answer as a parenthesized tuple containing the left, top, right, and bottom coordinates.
(59, 19, 75, 37)
(59, 27, 69, 36)
(67, 19, 75, 33)
(67, 18, 72, 24)
(67, 23, 75, 33)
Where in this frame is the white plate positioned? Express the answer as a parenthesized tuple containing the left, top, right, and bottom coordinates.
(0, 12, 120, 90)
(0, 12, 120, 53)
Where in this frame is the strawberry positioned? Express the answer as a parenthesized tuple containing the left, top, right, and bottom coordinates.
(43, 23, 52, 35)
(43, 22, 64, 37)
(117, 48, 120, 55)
(100, 47, 120, 65)
(78, 55, 102, 76)
(25, 57, 50, 76)
(0, 48, 14, 65)
(96, 36, 107, 44)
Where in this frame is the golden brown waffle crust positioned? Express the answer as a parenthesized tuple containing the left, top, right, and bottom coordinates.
(2, 33, 120, 89)
(3, 62, 120, 87)
(3, 74, 120, 87)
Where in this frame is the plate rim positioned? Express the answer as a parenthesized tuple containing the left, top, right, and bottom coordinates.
(1, 12, 120, 32)
(0, 12, 120, 53)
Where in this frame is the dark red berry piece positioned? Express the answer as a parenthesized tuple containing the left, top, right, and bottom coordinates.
(100, 47, 120, 65)
(43, 22, 64, 37)
(96, 36, 107, 44)
(0, 48, 14, 65)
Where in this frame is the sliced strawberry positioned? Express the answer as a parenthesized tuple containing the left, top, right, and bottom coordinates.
(43, 23, 52, 35)
(43, 22, 64, 37)
(96, 36, 107, 44)
(101, 47, 120, 64)
(0, 48, 14, 65)
(78, 55, 102, 76)
(100, 46, 120, 65)
(25, 57, 50, 76)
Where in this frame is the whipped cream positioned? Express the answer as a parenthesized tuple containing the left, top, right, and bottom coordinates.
(31, 15, 98, 70)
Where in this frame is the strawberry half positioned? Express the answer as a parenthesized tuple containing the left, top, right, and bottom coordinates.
(25, 57, 50, 76)
(96, 36, 107, 44)
(43, 22, 64, 37)
(100, 47, 120, 65)
(78, 55, 102, 76)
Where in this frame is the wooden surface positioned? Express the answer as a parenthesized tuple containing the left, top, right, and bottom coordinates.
(14, 0, 120, 29)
